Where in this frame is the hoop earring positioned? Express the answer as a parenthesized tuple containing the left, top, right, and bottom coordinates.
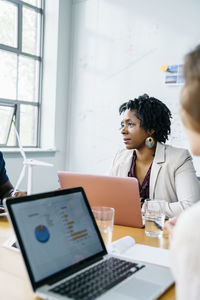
(145, 136, 155, 149)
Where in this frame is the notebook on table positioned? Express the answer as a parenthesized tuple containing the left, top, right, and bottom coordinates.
(57, 171, 143, 228)
(4, 187, 174, 300)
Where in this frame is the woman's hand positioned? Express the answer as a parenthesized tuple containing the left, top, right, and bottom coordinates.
(164, 216, 178, 239)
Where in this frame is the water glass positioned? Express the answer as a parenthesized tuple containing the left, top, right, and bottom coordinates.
(92, 206, 115, 248)
(144, 200, 165, 238)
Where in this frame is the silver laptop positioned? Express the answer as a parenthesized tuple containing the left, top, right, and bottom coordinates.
(4, 187, 174, 300)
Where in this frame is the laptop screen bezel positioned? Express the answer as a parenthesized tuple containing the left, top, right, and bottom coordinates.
(4, 187, 107, 291)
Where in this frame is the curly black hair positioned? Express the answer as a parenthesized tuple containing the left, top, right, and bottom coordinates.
(119, 94, 172, 143)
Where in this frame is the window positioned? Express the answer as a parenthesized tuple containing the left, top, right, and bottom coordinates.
(0, 0, 44, 147)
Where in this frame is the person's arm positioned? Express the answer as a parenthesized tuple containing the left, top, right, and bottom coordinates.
(164, 151, 200, 217)
(0, 152, 26, 204)
(0, 180, 27, 205)
(0, 152, 14, 203)
(108, 151, 121, 176)
(0, 180, 14, 204)
(108, 149, 133, 177)
(170, 203, 200, 300)
(164, 216, 177, 239)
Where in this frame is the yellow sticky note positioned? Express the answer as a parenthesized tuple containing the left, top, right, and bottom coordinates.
(160, 64, 168, 72)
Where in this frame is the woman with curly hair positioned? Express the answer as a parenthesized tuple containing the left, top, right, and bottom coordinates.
(109, 94, 200, 218)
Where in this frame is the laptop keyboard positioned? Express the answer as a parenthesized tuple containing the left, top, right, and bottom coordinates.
(50, 257, 145, 300)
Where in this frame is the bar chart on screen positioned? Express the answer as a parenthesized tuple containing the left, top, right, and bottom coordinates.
(61, 212, 89, 243)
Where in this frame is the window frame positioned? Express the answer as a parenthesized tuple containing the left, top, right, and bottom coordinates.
(0, 102, 16, 146)
(0, 0, 45, 148)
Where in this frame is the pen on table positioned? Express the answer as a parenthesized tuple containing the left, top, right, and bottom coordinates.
(11, 189, 18, 197)
(153, 221, 163, 231)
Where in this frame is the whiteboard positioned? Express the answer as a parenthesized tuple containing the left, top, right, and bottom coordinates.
(68, 0, 200, 175)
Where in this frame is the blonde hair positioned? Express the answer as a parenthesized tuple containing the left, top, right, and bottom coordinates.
(181, 45, 200, 133)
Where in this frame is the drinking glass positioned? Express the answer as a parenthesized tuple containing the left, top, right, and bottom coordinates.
(144, 200, 165, 238)
(92, 206, 115, 248)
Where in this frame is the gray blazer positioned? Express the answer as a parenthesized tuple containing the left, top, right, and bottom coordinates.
(109, 142, 200, 217)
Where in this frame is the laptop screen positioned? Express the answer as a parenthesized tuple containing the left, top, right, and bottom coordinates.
(6, 188, 106, 284)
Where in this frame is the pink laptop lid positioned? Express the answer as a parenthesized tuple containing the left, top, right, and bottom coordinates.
(57, 172, 143, 228)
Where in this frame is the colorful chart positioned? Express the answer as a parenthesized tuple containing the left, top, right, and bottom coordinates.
(63, 214, 88, 241)
(34, 225, 50, 243)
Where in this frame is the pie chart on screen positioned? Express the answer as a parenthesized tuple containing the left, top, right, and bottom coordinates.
(34, 225, 50, 243)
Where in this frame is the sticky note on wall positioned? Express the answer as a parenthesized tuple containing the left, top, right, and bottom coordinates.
(161, 64, 184, 85)
(160, 64, 168, 72)
(160, 64, 181, 73)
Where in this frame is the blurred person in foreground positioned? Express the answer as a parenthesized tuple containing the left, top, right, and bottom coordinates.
(165, 44, 200, 300)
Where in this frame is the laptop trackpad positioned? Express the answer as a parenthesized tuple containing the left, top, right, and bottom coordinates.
(113, 277, 161, 300)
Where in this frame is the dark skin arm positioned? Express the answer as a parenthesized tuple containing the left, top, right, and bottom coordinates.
(0, 180, 27, 205)
(0, 180, 14, 200)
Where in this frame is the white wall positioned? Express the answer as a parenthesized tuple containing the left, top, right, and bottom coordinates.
(2, 0, 200, 194)
(67, 0, 200, 175)
(2, 0, 73, 193)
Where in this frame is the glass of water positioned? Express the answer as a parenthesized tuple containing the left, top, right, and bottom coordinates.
(92, 206, 115, 248)
(144, 200, 165, 238)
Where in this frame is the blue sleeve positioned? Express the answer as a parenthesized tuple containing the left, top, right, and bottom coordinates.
(0, 152, 9, 185)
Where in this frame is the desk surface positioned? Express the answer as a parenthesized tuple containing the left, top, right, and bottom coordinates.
(0, 217, 175, 300)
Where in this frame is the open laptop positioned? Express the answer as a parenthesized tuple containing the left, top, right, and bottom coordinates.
(4, 187, 174, 300)
(58, 172, 143, 228)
